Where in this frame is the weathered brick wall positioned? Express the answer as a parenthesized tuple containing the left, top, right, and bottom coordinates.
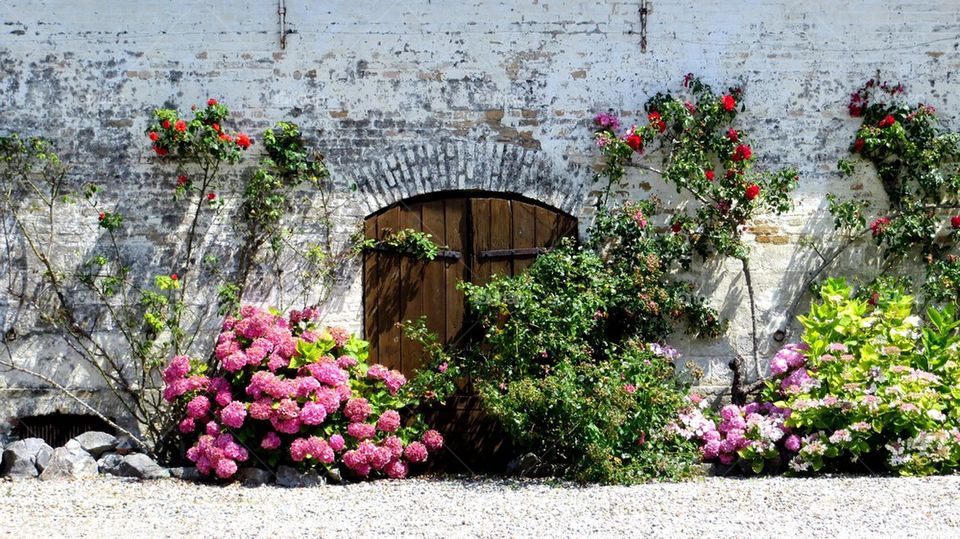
(2, 1, 959, 429)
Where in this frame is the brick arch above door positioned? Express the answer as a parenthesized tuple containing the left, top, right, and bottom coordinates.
(350, 141, 589, 218)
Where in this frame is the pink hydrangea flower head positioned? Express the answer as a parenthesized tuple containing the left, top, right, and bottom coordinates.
(376, 410, 401, 432)
(178, 417, 196, 433)
(782, 368, 814, 394)
(336, 383, 353, 402)
(220, 401, 247, 429)
(248, 398, 273, 420)
(784, 434, 802, 452)
(266, 354, 289, 372)
(336, 355, 358, 369)
(274, 398, 300, 420)
(290, 438, 311, 462)
(315, 388, 342, 414)
(307, 362, 349, 386)
(163, 355, 191, 383)
(222, 350, 248, 372)
(214, 390, 232, 407)
(328, 327, 350, 348)
(295, 376, 322, 398)
(344, 398, 372, 422)
(261, 431, 281, 450)
(342, 449, 371, 476)
(186, 395, 211, 419)
(215, 458, 237, 479)
(384, 370, 407, 395)
(205, 421, 220, 436)
(384, 459, 409, 479)
(329, 434, 346, 452)
(422, 430, 444, 452)
(404, 441, 428, 463)
(214, 337, 239, 361)
(366, 364, 389, 380)
(369, 445, 393, 470)
(384, 436, 404, 459)
(347, 422, 376, 440)
(272, 417, 302, 435)
(163, 379, 189, 402)
(300, 401, 328, 426)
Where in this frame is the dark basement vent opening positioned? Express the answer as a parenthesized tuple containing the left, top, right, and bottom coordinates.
(11, 414, 117, 448)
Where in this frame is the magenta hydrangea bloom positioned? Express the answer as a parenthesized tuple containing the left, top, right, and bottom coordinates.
(384, 371, 407, 396)
(336, 355, 358, 369)
(329, 327, 350, 348)
(784, 434, 802, 452)
(403, 441, 428, 463)
(163, 355, 190, 383)
(215, 458, 238, 479)
(344, 398, 372, 422)
(186, 395, 211, 419)
(315, 388, 342, 414)
(205, 421, 220, 436)
(422, 429, 444, 452)
(782, 368, 814, 394)
(222, 350, 247, 372)
(366, 364, 389, 380)
(384, 459, 409, 479)
(248, 398, 273, 420)
(342, 449, 371, 477)
(329, 434, 346, 452)
(261, 432, 281, 450)
(376, 410, 401, 432)
(178, 417, 195, 433)
(295, 376, 322, 398)
(347, 422, 376, 440)
(384, 436, 404, 459)
(300, 401, 328, 426)
(307, 362, 349, 386)
(220, 401, 247, 429)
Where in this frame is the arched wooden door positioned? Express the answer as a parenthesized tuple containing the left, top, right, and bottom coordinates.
(362, 192, 578, 375)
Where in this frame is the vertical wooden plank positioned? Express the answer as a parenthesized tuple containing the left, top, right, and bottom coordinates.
(471, 198, 492, 285)
(377, 206, 402, 372)
(444, 198, 468, 347)
(511, 200, 537, 275)
(399, 202, 424, 376)
(421, 200, 447, 354)
(488, 198, 512, 278)
(534, 205, 561, 249)
(363, 216, 379, 365)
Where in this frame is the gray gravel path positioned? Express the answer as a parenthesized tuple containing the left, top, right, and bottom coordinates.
(1, 474, 958, 538)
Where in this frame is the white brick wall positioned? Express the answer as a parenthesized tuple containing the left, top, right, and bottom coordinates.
(1, 0, 959, 423)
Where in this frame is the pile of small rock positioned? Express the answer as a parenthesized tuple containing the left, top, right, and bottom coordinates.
(1, 431, 169, 481)
(1, 430, 341, 487)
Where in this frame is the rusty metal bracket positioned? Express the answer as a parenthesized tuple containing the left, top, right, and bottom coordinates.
(640, 1, 651, 53)
(278, 0, 287, 50)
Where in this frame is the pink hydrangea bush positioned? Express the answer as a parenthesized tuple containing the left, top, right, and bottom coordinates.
(163, 305, 443, 481)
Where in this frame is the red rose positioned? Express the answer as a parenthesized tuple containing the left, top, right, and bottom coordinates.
(148, 132, 159, 142)
(870, 216, 891, 237)
(868, 291, 879, 306)
(671, 222, 682, 233)
(721, 95, 735, 112)
(171, 273, 179, 281)
(732, 144, 752, 162)
(625, 133, 643, 152)
(647, 112, 666, 133)
(174, 120, 187, 132)
(177, 175, 188, 186)
(683, 101, 696, 114)
(727, 128, 739, 142)
(704, 169, 715, 181)
(212, 123, 221, 133)
(98, 212, 105, 221)
(725, 169, 736, 179)
(153, 146, 168, 156)
(208, 98, 218, 107)
(219, 133, 233, 143)
(207, 192, 217, 201)
(162, 119, 171, 129)
(853, 138, 865, 153)
(745, 184, 760, 201)
(951, 216, 960, 229)
(878, 115, 896, 128)
(235, 133, 252, 149)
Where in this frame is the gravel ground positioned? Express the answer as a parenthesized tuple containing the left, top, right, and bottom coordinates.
(1, 474, 958, 538)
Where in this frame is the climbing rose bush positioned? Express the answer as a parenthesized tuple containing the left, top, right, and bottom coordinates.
(163, 306, 442, 480)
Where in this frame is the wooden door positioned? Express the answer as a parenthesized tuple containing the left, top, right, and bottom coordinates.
(363, 193, 576, 374)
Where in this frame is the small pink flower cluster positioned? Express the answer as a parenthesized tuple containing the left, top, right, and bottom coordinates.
(672, 395, 796, 466)
(163, 305, 443, 481)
